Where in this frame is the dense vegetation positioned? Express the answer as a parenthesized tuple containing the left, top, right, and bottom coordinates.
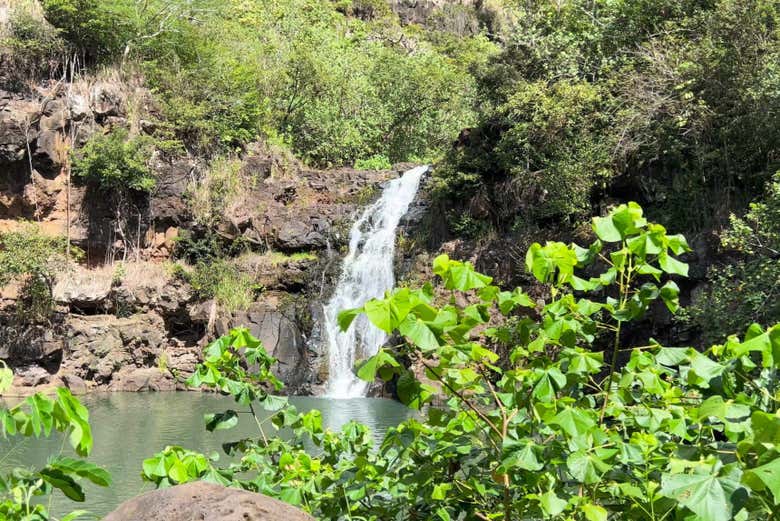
(2, 1, 780, 519)
(435, 0, 780, 233)
(140, 205, 780, 520)
(5, 0, 779, 338)
(15, 0, 485, 166)
(2, 206, 780, 521)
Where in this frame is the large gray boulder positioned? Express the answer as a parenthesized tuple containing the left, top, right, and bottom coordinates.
(216, 302, 307, 389)
(103, 481, 315, 521)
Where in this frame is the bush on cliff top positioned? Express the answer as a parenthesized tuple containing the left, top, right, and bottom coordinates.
(36, 0, 483, 166)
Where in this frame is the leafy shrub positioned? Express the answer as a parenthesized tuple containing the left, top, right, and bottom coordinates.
(0, 363, 110, 520)
(0, 5, 66, 89)
(0, 224, 72, 323)
(354, 154, 391, 171)
(187, 260, 261, 312)
(690, 172, 780, 342)
(721, 172, 780, 257)
(142, 204, 780, 520)
(436, 0, 780, 231)
(72, 128, 155, 193)
(40, 0, 133, 60)
(689, 259, 780, 345)
(173, 231, 224, 265)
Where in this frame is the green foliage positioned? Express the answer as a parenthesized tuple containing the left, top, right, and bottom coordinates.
(436, 0, 780, 230)
(40, 0, 132, 59)
(173, 231, 224, 265)
(72, 128, 155, 193)
(141, 204, 780, 520)
(690, 172, 780, 342)
(0, 366, 110, 520)
(0, 224, 72, 323)
(76, 0, 478, 163)
(40, 0, 198, 62)
(722, 172, 780, 257)
(187, 260, 261, 312)
(0, 5, 66, 89)
(354, 154, 391, 171)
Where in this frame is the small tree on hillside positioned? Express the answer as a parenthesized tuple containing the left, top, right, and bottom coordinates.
(0, 224, 71, 323)
(72, 127, 155, 262)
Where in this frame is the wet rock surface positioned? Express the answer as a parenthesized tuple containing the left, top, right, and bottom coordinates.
(103, 482, 315, 521)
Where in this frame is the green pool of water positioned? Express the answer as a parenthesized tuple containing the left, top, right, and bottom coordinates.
(1, 392, 412, 518)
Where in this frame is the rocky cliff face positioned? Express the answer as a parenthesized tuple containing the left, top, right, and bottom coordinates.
(0, 78, 408, 396)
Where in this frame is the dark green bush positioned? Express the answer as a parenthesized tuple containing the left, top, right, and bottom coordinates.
(173, 231, 224, 265)
(435, 0, 780, 231)
(0, 7, 67, 88)
(690, 172, 780, 342)
(40, 0, 132, 59)
(0, 224, 71, 323)
(72, 129, 155, 193)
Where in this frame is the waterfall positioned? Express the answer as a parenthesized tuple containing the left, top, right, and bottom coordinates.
(323, 165, 428, 398)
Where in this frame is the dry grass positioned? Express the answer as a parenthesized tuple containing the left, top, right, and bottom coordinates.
(54, 261, 173, 299)
(235, 250, 317, 273)
(188, 156, 245, 226)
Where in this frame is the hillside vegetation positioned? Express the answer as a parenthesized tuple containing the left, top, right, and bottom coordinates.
(4, 0, 489, 166)
(2, 1, 780, 520)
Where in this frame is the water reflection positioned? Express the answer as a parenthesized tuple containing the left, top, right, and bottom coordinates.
(0, 392, 412, 517)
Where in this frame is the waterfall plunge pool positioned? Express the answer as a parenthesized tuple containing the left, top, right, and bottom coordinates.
(1, 392, 413, 518)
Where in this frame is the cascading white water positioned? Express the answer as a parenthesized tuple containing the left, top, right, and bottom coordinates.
(323, 165, 428, 398)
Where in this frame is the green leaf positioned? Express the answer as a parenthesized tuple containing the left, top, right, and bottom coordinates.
(658, 251, 689, 276)
(49, 457, 111, 487)
(687, 351, 725, 386)
(279, 486, 303, 506)
(743, 458, 780, 504)
(364, 299, 397, 334)
(498, 289, 535, 315)
(167, 458, 190, 484)
(526, 242, 578, 286)
(40, 467, 85, 502)
(551, 407, 596, 438)
(567, 450, 610, 484)
(564, 349, 603, 375)
(448, 263, 492, 291)
(582, 503, 608, 521)
(538, 490, 568, 517)
(751, 411, 780, 444)
(533, 368, 566, 402)
(356, 350, 399, 382)
(431, 483, 451, 500)
(436, 508, 452, 521)
(637, 262, 663, 280)
(660, 471, 741, 521)
(501, 441, 543, 472)
(204, 410, 239, 432)
(337, 308, 362, 331)
(261, 394, 288, 412)
(142, 456, 168, 478)
(660, 280, 680, 313)
(592, 215, 622, 242)
(667, 234, 691, 255)
(398, 315, 440, 351)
